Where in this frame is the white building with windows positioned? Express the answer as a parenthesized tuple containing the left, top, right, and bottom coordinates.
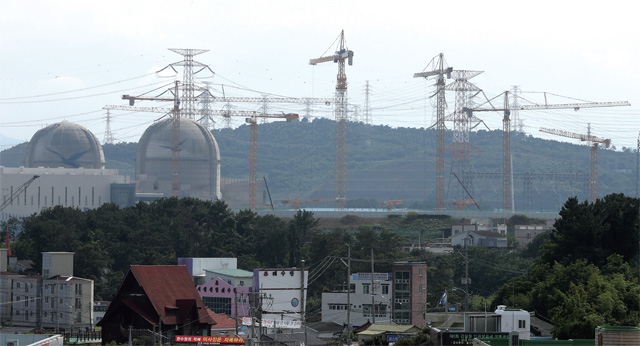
(464, 305, 530, 340)
(0, 166, 131, 221)
(321, 272, 393, 326)
(9, 252, 94, 331)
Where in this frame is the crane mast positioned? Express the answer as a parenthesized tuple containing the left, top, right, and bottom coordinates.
(246, 113, 299, 209)
(539, 126, 611, 203)
(0, 175, 40, 212)
(414, 53, 452, 209)
(466, 98, 629, 209)
(310, 30, 353, 210)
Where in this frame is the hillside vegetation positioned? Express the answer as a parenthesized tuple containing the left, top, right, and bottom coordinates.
(2, 118, 637, 211)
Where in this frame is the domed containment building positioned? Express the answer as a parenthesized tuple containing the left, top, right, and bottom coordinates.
(136, 118, 221, 200)
(25, 122, 105, 169)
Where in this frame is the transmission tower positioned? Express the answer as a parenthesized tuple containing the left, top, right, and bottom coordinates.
(510, 86, 524, 133)
(103, 109, 116, 145)
(444, 70, 483, 206)
(363, 81, 372, 125)
(198, 81, 216, 130)
(414, 53, 453, 209)
(350, 104, 361, 122)
(310, 30, 354, 210)
(158, 48, 214, 121)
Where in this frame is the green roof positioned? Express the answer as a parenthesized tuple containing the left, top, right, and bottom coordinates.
(363, 324, 421, 333)
(204, 268, 253, 277)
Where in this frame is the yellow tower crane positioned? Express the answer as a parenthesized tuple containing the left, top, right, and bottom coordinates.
(310, 30, 353, 210)
(539, 127, 611, 204)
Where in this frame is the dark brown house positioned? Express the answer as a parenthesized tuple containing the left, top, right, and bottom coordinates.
(97, 265, 215, 345)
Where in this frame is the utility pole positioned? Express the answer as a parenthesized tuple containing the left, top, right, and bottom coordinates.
(234, 290, 238, 335)
(346, 245, 351, 340)
(465, 238, 469, 313)
(370, 248, 375, 324)
(300, 260, 307, 346)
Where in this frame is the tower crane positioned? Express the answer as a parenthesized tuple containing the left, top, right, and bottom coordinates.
(246, 112, 299, 209)
(464, 96, 629, 210)
(310, 30, 353, 210)
(119, 82, 182, 197)
(414, 54, 453, 210)
(539, 127, 611, 203)
(0, 175, 40, 212)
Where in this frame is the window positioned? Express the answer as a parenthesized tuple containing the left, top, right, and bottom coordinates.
(362, 284, 370, 295)
(519, 320, 526, 329)
(239, 281, 244, 286)
(419, 268, 423, 276)
(382, 284, 389, 295)
(202, 297, 231, 316)
(75, 298, 82, 309)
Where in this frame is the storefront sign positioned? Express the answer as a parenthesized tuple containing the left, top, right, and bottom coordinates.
(175, 336, 246, 344)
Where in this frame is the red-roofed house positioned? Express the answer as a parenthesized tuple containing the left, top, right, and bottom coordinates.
(97, 265, 215, 345)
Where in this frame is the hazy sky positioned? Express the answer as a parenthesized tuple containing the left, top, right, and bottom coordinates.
(1, 0, 639, 151)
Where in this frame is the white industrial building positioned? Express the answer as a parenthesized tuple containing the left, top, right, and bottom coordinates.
(0, 166, 132, 220)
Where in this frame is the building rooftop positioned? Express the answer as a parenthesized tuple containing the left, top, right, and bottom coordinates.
(204, 268, 253, 277)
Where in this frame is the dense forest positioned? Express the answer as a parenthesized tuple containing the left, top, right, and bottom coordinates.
(2, 193, 638, 339)
(2, 118, 638, 211)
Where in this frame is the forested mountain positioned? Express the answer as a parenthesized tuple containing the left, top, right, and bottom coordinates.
(2, 118, 637, 211)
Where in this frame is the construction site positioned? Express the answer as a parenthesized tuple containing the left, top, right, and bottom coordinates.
(1, 32, 638, 220)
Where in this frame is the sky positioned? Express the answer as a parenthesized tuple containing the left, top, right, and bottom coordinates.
(1, 0, 639, 152)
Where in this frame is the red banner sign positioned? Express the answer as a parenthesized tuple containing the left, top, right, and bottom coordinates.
(175, 335, 246, 344)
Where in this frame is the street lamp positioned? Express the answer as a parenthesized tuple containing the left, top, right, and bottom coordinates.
(452, 287, 469, 313)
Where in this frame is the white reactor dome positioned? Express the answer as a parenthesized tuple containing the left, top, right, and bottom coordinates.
(135, 118, 221, 200)
(25, 122, 105, 169)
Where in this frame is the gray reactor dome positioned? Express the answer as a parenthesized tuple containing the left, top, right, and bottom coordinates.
(25, 122, 105, 169)
(135, 118, 221, 200)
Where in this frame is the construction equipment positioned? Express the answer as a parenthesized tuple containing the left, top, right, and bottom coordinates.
(414, 54, 453, 210)
(451, 172, 481, 210)
(310, 30, 353, 210)
(281, 198, 333, 210)
(381, 200, 402, 210)
(464, 96, 629, 210)
(454, 199, 478, 211)
(0, 175, 40, 212)
(108, 103, 297, 209)
(120, 82, 182, 197)
(246, 113, 299, 209)
(539, 126, 611, 203)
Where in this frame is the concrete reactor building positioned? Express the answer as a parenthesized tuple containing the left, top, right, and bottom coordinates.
(135, 118, 222, 201)
(1, 122, 132, 220)
(24, 121, 105, 169)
